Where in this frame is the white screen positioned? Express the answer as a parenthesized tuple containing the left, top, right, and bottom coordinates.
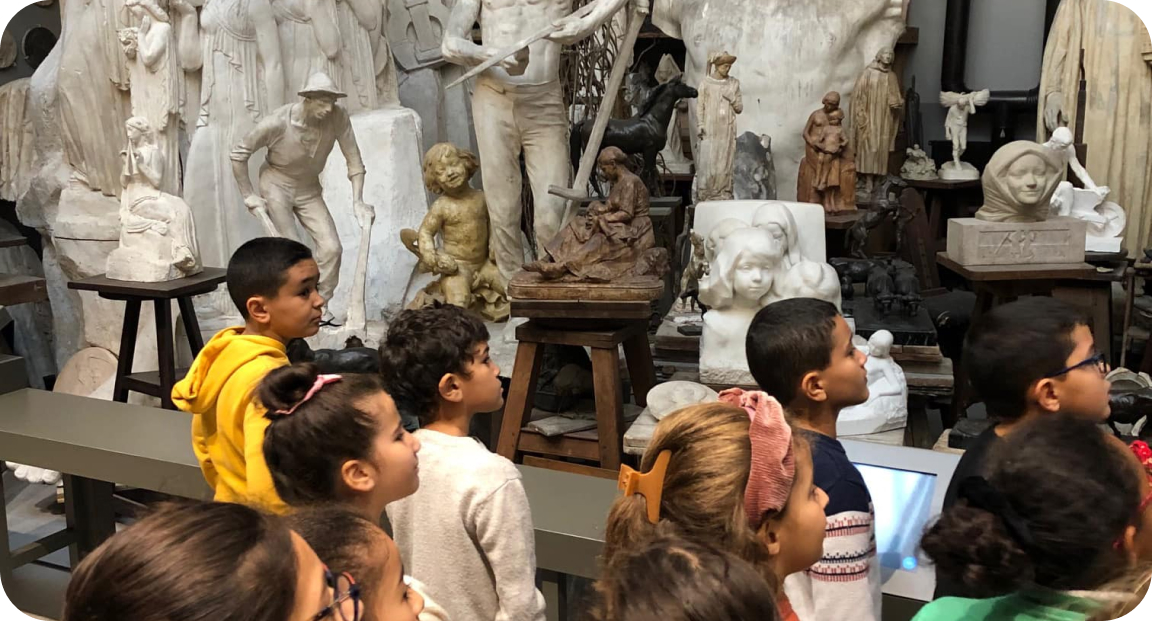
(853, 464, 936, 574)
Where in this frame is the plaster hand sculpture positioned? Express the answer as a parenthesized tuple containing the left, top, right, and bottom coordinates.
(523, 147, 669, 282)
(797, 93, 857, 213)
(647, 381, 719, 420)
(839, 330, 908, 436)
(900, 144, 937, 180)
(974, 141, 1064, 223)
(401, 143, 510, 322)
(694, 52, 742, 202)
(697, 203, 840, 384)
(1039, 0, 1152, 252)
(121, 0, 182, 194)
(850, 47, 903, 200)
(654, 54, 693, 174)
(1044, 126, 1126, 252)
(939, 89, 990, 181)
(106, 118, 203, 282)
(440, 0, 634, 281)
(231, 72, 375, 310)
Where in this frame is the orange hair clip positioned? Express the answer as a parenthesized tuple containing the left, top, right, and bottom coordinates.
(617, 450, 672, 524)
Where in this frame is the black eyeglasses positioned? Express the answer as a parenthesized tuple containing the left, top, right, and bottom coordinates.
(1044, 352, 1109, 378)
(312, 569, 361, 621)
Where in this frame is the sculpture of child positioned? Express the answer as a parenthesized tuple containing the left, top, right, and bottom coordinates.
(813, 109, 848, 191)
(401, 142, 509, 321)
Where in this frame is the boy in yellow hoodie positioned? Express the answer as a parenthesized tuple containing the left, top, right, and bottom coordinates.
(172, 237, 325, 513)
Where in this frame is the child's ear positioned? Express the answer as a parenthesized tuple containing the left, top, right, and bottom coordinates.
(438, 372, 464, 404)
(1031, 378, 1061, 413)
(757, 520, 784, 556)
(1120, 524, 1139, 562)
(800, 371, 827, 403)
(246, 295, 271, 324)
(341, 460, 376, 494)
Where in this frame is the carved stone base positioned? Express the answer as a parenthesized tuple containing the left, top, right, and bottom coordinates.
(946, 217, 1087, 266)
(939, 161, 979, 181)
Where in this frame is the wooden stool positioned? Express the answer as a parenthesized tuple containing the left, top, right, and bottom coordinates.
(499, 274, 661, 473)
(69, 269, 227, 409)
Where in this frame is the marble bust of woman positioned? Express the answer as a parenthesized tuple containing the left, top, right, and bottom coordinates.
(974, 141, 1064, 223)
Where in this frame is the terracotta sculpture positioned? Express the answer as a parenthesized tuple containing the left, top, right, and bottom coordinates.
(441, 0, 632, 280)
(900, 144, 937, 180)
(106, 118, 202, 282)
(523, 147, 668, 282)
(939, 89, 989, 180)
(974, 141, 1064, 223)
(121, 0, 182, 194)
(1039, 0, 1151, 251)
(797, 92, 857, 213)
(231, 72, 375, 309)
(694, 51, 742, 201)
(849, 47, 903, 199)
(401, 143, 509, 321)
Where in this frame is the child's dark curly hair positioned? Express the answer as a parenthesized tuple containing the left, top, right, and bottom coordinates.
(922, 414, 1144, 597)
(379, 304, 489, 426)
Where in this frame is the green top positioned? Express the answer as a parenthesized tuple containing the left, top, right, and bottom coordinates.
(913, 592, 1102, 621)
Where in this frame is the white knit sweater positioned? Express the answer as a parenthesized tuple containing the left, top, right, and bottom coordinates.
(386, 430, 546, 621)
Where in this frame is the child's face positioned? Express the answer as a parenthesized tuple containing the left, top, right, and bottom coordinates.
(366, 535, 424, 621)
(358, 391, 421, 504)
(458, 342, 505, 414)
(768, 444, 828, 578)
(733, 249, 776, 306)
(434, 153, 471, 193)
(259, 259, 325, 340)
(1044, 324, 1111, 421)
(810, 316, 869, 408)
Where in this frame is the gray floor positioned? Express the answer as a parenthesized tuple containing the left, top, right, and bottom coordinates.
(3, 472, 71, 620)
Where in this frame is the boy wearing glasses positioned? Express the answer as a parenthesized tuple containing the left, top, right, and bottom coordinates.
(937, 296, 1111, 598)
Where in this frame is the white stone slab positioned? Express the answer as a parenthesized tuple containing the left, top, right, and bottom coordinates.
(946, 217, 1086, 266)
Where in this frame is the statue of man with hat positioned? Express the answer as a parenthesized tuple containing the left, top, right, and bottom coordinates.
(231, 71, 376, 312)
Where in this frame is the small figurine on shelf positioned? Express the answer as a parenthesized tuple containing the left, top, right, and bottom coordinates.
(523, 147, 669, 282)
(797, 92, 857, 213)
(695, 51, 742, 201)
(401, 142, 509, 321)
(900, 144, 938, 180)
(850, 47, 903, 201)
(673, 230, 707, 314)
(939, 89, 990, 180)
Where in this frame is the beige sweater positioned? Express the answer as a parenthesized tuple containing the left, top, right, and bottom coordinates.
(387, 430, 546, 621)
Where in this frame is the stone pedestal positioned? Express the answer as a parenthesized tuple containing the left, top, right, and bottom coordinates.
(320, 106, 429, 324)
(939, 161, 978, 181)
(946, 217, 1087, 266)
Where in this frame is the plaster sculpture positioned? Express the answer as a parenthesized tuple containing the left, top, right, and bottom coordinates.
(647, 381, 719, 420)
(401, 143, 509, 321)
(974, 141, 1065, 223)
(733, 132, 776, 201)
(900, 144, 937, 180)
(333, 0, 384, 112)
(651, 0, 905, 202)
(106, 118, 202, 282)
(696, 202, 841, 385)
(0, 78, 34, 202)
(1044, 127, 1126, 253)
(939, 89, 990, 181)
(1039, 0, 1152, 252)
(231, 72, 375, 311)
(180, 0, 284, 323)
(797, 93, 856, 213)
(121, 0, 182, 194)
(654, 54, 693, 174)
(0, 29, 15, 69)
(838, 330, 908, 436)
(441, 0, 632, 280)
(849, 47, 902, 200)
(523, 147, 668, 282)
(694, 52, 742, 202)
(271, 0, 341, 106)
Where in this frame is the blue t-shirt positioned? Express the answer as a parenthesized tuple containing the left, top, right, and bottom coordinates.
(800, 429, 873, 516)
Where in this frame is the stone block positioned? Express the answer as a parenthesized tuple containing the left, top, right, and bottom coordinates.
(946, 217, 1086, 266)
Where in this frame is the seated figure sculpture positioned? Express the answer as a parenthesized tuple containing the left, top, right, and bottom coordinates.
(524, 147, 669, 282)
(838, 330, 908, 436)
(697, 202, 840, 384)
(106, 117, 202, 282)
(401, 143, 509, 321)
(1044, 127, 1127, 252)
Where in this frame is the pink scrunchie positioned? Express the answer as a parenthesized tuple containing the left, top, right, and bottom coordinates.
(718, 388, 795, 527)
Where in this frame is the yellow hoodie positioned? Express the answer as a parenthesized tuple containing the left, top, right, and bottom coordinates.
(172, 327, 289, 514)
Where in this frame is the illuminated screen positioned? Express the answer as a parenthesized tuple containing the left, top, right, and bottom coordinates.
(853, 463, 936, 573)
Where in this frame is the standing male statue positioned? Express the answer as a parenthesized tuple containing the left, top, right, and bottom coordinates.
(231, 72, 376, 313)
(441, 0, 633, 280)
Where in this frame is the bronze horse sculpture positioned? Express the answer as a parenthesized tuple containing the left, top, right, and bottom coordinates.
(571, 77, 698, 194)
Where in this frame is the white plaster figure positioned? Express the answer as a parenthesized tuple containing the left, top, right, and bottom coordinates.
(974, 141, 1064, 223)
(900, 144, 937, 181)
(106, 117, 202, 282)
(440, 0, 633, 280)
(646, 381, 719, 420)
(122, 0, 183, 194)
(270, 0, 341, 106)
(231, 72, 375, 311)
(694, 51, 741, 201)
(839, 330, 908, 436)
(939, 89, 989, 181)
